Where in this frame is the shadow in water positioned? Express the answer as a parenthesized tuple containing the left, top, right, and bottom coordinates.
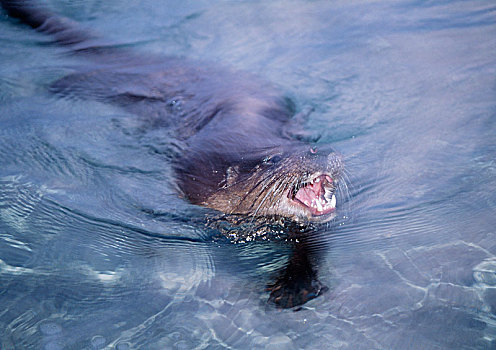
(266, 226, 330, 310)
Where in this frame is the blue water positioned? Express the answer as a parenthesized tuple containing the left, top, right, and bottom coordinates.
(1, 0, 495, 349)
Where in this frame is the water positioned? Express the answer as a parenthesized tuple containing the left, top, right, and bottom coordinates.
(1, 0, 495, 348)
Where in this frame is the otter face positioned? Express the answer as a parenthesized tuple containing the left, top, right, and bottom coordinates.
(201, 145, 343, 223)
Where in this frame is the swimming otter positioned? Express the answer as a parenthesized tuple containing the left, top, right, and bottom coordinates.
(1, 0, 343, 307)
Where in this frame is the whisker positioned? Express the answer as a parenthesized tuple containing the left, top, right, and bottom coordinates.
(245, 178, 285, 234)
(250, 174, 287, 218)
(235, 166, 285, 206)
(263, 177, 292, 210)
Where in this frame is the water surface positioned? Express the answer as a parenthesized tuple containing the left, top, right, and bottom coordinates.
(1, 0, 495, 349)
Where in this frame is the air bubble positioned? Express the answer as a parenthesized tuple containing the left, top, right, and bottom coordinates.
(39, 321, 62, 336)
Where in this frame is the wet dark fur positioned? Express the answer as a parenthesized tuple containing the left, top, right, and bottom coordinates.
(1, 0, 343, 308)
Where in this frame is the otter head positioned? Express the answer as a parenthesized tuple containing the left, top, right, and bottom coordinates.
(176, 142, 343, 223)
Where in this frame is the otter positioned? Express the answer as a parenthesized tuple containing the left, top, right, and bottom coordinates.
(1, 0, 344, 308)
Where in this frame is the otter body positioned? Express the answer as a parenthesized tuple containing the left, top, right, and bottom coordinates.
(2, 0, 343, 308)
(1, 0, 343, 224)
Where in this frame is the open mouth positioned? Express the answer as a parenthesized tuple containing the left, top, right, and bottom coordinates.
(290, 174, 336, 217)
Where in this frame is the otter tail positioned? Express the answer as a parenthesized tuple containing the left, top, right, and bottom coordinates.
(1, 0, 94, 47)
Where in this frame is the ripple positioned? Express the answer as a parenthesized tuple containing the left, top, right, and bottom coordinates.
(0, 76, 28, 102)
(473, 259, 496, 287)
(44, 340, 64, 350)
(115, 343, 131, 350)
(0, 121, 79, 180)
(0, 176, 41, 229)
(91, 335, 106, 349)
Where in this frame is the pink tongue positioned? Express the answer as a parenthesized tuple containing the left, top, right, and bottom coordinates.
(295, 182, 322, 204)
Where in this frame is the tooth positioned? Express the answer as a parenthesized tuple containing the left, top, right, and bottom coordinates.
(316, 199, 323, 212)
(330, 195, 336, 208)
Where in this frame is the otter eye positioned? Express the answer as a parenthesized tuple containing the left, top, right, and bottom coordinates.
(263, 154, 282, 165)
(270, 155, 282, 163)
